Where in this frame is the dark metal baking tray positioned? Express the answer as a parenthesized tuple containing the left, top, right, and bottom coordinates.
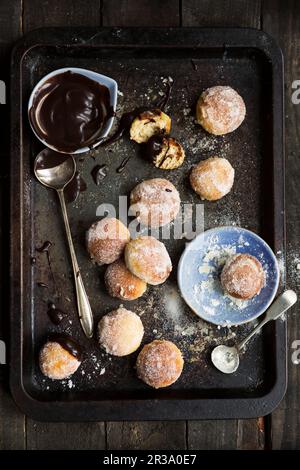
(10, 27, 285, 421)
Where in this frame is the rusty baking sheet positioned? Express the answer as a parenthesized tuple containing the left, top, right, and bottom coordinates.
(10, 27, 285, 421)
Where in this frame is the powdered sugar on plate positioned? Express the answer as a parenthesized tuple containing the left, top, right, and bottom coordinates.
(178, 227, 280, 326)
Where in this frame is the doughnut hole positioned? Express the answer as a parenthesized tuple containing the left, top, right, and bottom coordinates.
(39, 341, 81, 380)
(136, 340, 184, 388)
(98, 307, 144, 356)
(190, 157, 234, 201)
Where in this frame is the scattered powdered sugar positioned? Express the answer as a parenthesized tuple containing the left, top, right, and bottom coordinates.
(163, 284, 198, 336)
(67, 379, 74, 389)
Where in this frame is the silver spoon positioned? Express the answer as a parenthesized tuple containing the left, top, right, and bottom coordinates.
(34, 151, 94, 338)
(211, 290, 297, 374)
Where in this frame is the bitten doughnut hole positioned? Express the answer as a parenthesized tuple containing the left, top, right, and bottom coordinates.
(146, 135, 185, 170)
(196, 86, 246, 135)
(130, 109, 171, 143)
(221, 253, 265, 300)
(125, 235, 172, 285)
(129, 178, 181, 228)
(39, 341, 81, 380)
(104, 258, 147, 300)
(190, 157, 234, 201)
(98, 307, 144, 356)
(86, 217, 130, 265)
(136, 340, 184, 388)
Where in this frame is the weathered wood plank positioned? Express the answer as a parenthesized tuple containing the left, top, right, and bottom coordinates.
(107, 421, 186, 450)
(26, 421, 106, 450)
(263, 0, 300, 450)
(23, 0, 100, 30)
(103, 0, 180, 27)
(182, 0, 261, 28)
(187, 420, 238, 450)
(187, 419, 265, 450)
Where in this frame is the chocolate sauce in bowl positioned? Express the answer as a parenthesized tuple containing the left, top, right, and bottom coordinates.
(29, 71, 113, 153)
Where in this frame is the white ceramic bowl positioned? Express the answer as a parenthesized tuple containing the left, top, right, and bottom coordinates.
(28, 67, 118, 154)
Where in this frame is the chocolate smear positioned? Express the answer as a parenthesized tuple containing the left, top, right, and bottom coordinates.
(64, 171, 87, 204)
(91, 164, 108, 185)
(29, 71, 113, 153)
(50, 334, 83, 361)
(47, 302, 66, 325)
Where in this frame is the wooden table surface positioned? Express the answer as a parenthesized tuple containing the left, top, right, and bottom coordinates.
(0, 0, 299, 450)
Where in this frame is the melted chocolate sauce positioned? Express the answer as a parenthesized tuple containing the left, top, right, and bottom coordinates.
(36, 240, 52, 253)
(50, 334, 83, 360)
(29, 71, 113, 153)
(116, 155, 131, 173)
(36, 240, 57, 295)
(37, 282, 48, 288)
(35, 148, 69, 170)
(47, 302, 66, 325)
(156, 81, 173, 110)
(64, 171, 87, 203)
(35, 148, 86, 204)
(91, 164, 108, 185)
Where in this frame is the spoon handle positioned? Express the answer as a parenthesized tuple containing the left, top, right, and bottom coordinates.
(237, 290, 297, 351)
(57, 190, 94, 338)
